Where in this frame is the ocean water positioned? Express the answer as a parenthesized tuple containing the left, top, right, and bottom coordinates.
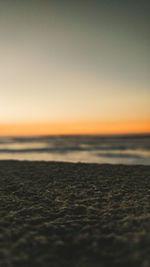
(0, 135, 150, 165)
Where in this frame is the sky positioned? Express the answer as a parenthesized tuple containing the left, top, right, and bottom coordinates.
(0, 0, 150, 135)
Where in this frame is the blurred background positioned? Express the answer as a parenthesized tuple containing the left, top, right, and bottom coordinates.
(0, 0, 150, 164)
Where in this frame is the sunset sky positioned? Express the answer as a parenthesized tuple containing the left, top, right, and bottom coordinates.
(0, 0, 150, 135)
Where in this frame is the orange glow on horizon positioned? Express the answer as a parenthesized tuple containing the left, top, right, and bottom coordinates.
(0, 120, 150, 136)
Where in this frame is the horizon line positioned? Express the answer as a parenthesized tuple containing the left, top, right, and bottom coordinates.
(0, 133, 150, 138)
(0, 120, 150, 136)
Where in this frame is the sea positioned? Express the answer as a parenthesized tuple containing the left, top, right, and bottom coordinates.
(0, 134, 150, 165)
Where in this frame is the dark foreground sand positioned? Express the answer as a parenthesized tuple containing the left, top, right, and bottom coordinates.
(0, 161, 150, 267)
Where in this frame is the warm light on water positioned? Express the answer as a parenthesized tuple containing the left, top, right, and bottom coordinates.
(0, 135, 150, 165)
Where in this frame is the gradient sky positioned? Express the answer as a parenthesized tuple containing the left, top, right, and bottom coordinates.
(0, 0, 150, 134)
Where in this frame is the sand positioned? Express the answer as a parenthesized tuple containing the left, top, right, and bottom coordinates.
(0, 160, 150, 267)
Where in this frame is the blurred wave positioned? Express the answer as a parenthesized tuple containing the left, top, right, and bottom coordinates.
(0, 134, 150, 165)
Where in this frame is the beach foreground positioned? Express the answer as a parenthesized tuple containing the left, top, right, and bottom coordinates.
(0, 161, 150, 267)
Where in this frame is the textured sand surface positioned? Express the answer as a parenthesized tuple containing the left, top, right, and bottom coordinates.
(0, 161, 150, 267)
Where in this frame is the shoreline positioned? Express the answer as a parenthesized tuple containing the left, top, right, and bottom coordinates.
(0, 160, 150, 266)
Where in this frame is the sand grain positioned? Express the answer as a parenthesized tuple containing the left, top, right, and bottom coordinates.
(0, 161, 150, 266)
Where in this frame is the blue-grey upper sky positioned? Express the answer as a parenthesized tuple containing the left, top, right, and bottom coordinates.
(0, 0, 150, 126)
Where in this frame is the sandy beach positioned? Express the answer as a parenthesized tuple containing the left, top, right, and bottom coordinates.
(0, 160, 150, 267)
